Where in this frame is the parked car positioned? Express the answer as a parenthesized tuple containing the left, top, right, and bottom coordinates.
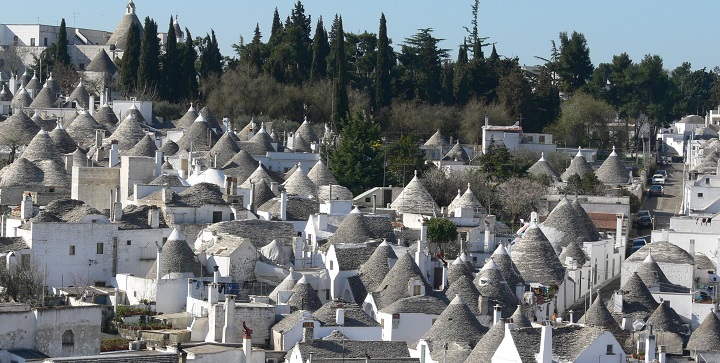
(637, 215, 653, 229)
(631, 237, 647, 252)
(638, 210, 651, 218)
(655, 170, 668, 177)
(652, 174, 666, 185)
(648, 185, 664, 197)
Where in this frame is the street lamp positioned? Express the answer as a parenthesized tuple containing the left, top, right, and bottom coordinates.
(382, 137, 387, 187)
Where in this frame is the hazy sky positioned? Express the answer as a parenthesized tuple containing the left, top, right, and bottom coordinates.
(2, 1, 717, 71)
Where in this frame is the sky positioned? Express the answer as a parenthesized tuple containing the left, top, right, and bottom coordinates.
(2, 1, 718, 71)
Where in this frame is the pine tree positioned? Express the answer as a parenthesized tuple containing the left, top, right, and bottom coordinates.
(161, 16, 180, 101)
(328, 110, 383, 195)
(286, 1, 312, 82)
(441, 61, 455, 105)
(332, 16, 349, 127)
(454, 40, 470, 105)
(248, 24, 263, 71)
(138, 17, 160, 94)
(375, 13, 392, 110)
(268, 8, 284, 48)
(181, 28, 198, 101)
(55, 18, 71, 65)
(120, 23, 141, 95)
(310, 17, 329, 80)
(200, 30, 223, 79)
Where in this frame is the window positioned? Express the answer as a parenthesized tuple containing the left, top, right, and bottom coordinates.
(365, 197, 371, 203)
(329, 260, 334, 270)
(44, 38, 48, 46)
(62, 330, 74, 346)
(48, 187, 55, 193)
(413, 284, 421, 296)
(473, 257, 478, 262)
(212, 211, 223, 223)
(13, 35, 18, 45)
(69, 245, 75, 255)
(539, 135, 546, 143)
(30, 38, 35, 46)
(96, 243, 104, 254)
(381, 318, 385, 328)
(325, 289, 330, 300)
(699, 193, 704, 198)
(126, 240, 131, 246)
(606, 344, 614, 355)
(79, 63, 85, 70)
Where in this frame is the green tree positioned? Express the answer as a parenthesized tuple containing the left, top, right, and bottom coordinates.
(497, 67, 532, 120)
(427, 217, 458, 244)
(180, 28, 199, 101)
(441, 61, 455, 105)
(563, 173, 605, 196)
(328, 110, 383, 195)
(475, 139, 524, 180)
(310, 17, 329, 80)
(545, 92, 616, 148)
(138, 17, 160, 95)
(285, 1, 313, 82)
(555, 31, 593, 93)
(331, 16, 349, 127)
(398, 28, 449, 104)
(528, 67, 560, 133)
(385, 134, 428, 187)
(55, 18, 70, 65)
(161, 16, 179, 101)
(120, 23, 141, 95)
(248, 24, 264, 72)
(453, 40, 470, 105)
(199, 30, 223, 80)
(375, 13, 392, 110)
(498, 177, 546, 227)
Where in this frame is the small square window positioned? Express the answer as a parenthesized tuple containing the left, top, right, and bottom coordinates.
(126, 240, 131, 246)
(212, 211, 223, 223)
(699, 193, 704, 198)
(606, 344, 614, 355)
(79, 63, 85, 70)
(96, 243, 104, 254)
(30, 38, 35, 46)
(69, 245, 75, 255)
(365, 197, 371, 203)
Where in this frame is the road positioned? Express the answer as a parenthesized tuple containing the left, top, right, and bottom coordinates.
(638, 162, 684, 231)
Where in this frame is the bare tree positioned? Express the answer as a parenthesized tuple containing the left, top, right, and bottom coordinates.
(498, 177, 547, 227)
(0, 258, 45, 307)
(0, 45, 31, 76)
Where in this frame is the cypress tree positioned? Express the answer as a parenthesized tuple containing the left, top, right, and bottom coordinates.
(268, 8, 284, 48)
(441, 61, 455, 105)
(454, 40, 470, 105)
(332, 16, 349, 127)
(309, 17, 329, 81)
(182, 28, 198, 101)
(55, 18, 71, 65)
(210, 30, 223, 75)
(138, 17, 160, 93)
(287, 1, 312, 82)
(375, 13, 392, 109)
(162, 16, 179, 101)
(248, 24, 263, 72)
(120, 24, 141, 95)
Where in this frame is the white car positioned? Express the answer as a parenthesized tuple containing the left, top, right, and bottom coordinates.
(651, 174, 665, 185)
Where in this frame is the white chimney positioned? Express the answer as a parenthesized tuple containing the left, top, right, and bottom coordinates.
(243, 324, 252, 362)
(162, 188, 172, 204)
(493, 304, 502, 324)
(248, 181, 255, 212)
(539, 323, 552, 363)
(222, 294, 237, 343)
(658, 345, 666, 363)
(109, 141, 119, 167)
(155, 242, 163, 280)
(569, 310, 575, 324)
(614, 290, 624, 314)
(208, 282, 219, 305)
(88, 95, 95, 115)
(293, 236, 305, 268)
(420, 221, 428, 243)
(154, 150, 163, 177)
(336, 305, 345, 326)
(280, 189, 287, 221)
(20, 193, 33, 220)
(113, 288, 119, 313)
(95, 129, 104, 148)
(645, 324, 656, 363)
(441, 264, 448, 290)
(484, 112, 489, 127)
(148, 206, 160, 228)
(64, 154, 73, 173)
(213, 265, 220, 283)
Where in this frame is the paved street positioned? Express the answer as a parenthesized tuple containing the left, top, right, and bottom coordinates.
(639, 162, 684, 231)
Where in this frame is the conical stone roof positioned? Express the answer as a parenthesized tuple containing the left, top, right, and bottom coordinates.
(327, 211, 373, 245)
(443, 141, 469, 163)
(635, 252, 687, 293)
(70, 148, 93, 168)
(448, 183, 485, 214)
(448, 257, 474, 286)
(424, 129, 448, 147)
(561, 148, 593, 182)
(295, 117, 319, 144)
(126, 134, 158, 157)
(646, 302, 686, 334)
(106, 4, 143, 50)
(420, 295, 488, 346)
(222, 150, 258, 182)
(250, 179, 276, 208)
(540, 197, 593, 252)
(94, 104, 119, 132)
(198, 107, 222, 132)
(66, 80, 89, 108)
(571, 199, 601, 241)
(0, 158, 43, 187)
(509, 304, 533, 328)
(176, 114, 219, 152)
(353, 241, 397, 303)
(25, 73, 41, 92)
(390, 172, 440, 215)
(86, 49, 118, 74)
(146, 228, 199, 279)
(49, 124, 78, 154)
(445, 274, 481, 315)
(159, 139, 179, 156)
(209, 131, 240, 167)
(317, 185, 353, 202)
(475, 259, 518, 315)
(11, 87, 32, 109)
(107, 114, 147, 151)
(22, 130, 63, 164)
(0, 84, 12, 101)
(464, 319, 505, 362)
(510, 224, 565, 286)
(66, 110, 106, 148)
(236, 118, 257, 141)
(371, 253, 430, 310)
(287, 276, 323, 312)
(241, 124, 275, 155)
(688, 311, 720, 352)
(580, 295, 618, 331)
(239, 162, 275, 188)
(307, 160, 337, 186)
(594, 147, 629, 184)
(174, 104, 198, 129)
(0, 110, 41, 146)
(558, 241, 588, 267)
(527, 152, 560, 180)
(29, 85, 57, 109)
(36, 159, 70, 187)
(490, 244, 524, 290)
(618, 273, 659, 318)
(45, 74, 60, 96)
(282, 165, 316, 197)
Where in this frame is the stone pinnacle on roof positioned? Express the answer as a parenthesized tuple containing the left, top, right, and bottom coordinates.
(307, 160, 338, 186)
(287, 276, 323, 312)
(510, 223, 565, 286)
(106, 0, 143, 50)
(540, 197, 593, 252)
(490, 244, 524, 290)
(528, 152, 560, 180)
(390, 171, 440, 215)
(420, 294, 488, 346)
(580, 295, 618, 331)
(371, 252, 430, 310)
(282, 164, 316, 197)
(509, 304, 532, 328)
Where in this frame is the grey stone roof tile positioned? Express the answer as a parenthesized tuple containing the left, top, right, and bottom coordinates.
(380, 295, 447, 315)
(288, 278, 323, 312)
(313, 300, 379, 327)
(125, 134, 158, 157)
(391, 174, 439, 215)
(627, 241, 694, 264)
(174, 105, 198, 129)
(594, 148, 630, 184)
(510, 224, 565, 286)
(107, 114, 147, 151)
(86, 49, 118, 74)
(464, 321, 505, 362)
(420, 295, 488, 347)
(561, 149, 593, 181)
(688, 311, 720, 352)
(371, 252, 430, 310)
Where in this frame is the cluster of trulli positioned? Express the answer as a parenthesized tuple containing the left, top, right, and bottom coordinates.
(421, 129, 471, 163)
(529, 146, 631, 185)
(691, 138, 720, 174)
